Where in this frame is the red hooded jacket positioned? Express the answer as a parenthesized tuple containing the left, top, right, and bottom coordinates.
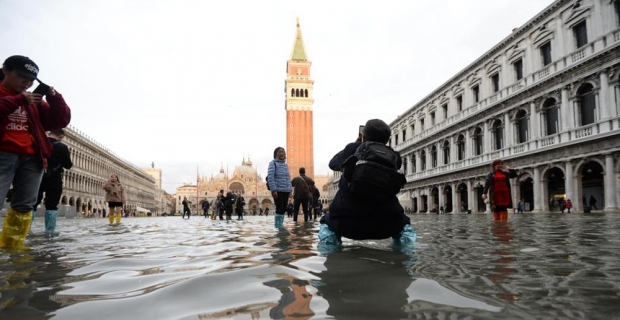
(0, 88, 71, 159)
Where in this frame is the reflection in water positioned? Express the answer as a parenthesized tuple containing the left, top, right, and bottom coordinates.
(313, 246, 415, 319)
(0, 214, 619, 319)
(263, 275, 314, 319)
(490, 222, 518, 301)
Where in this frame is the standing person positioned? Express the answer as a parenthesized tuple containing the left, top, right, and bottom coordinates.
(318, 119, 415, 247)
(565, 199, 573, 214)
(235, 193, 245, 220)
(291, 167, 314, 222)
(517, 199, 524, 214)
(202, 199, 210, 218)
(103, 174, 125, 225)
(589, 195, 598, 210)
(264, 207, 270, 216)
(311, 184, 321, 220)
(0, 55, 72, 248)
(182, 197, 191, 219)
(482, 159, 518, 222)
(33, 129, 72, 237)
(223, 191, 235, 220)
(267, 147, 291, 228)
(216, 190, 225, 220)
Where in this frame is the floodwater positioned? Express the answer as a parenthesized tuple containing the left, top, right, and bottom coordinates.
(1, 213, 620, 320)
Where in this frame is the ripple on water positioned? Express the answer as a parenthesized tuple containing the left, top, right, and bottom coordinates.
(1, 214, 619, 319)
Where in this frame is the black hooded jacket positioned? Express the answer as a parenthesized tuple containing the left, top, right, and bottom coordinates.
(321, 142, 410, 240)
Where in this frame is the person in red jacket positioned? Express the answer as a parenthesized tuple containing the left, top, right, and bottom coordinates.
(0, 55, 71, 248)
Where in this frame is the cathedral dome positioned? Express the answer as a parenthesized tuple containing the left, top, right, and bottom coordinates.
(233, 158, 257, 179)
(213, 168, 227, 183)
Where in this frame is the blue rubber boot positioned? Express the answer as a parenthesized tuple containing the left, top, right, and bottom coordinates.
(45, 210, 58, 238)
(318, 224, 342, 255)
(392, 224, 417, 250)
(275, 213, 285, 228)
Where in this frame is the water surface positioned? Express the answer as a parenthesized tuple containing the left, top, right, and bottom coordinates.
(1, 213, 619, 319)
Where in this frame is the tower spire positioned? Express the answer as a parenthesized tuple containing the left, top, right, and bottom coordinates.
(290, 18, 308, 61)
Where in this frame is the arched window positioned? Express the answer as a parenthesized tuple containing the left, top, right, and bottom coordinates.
(457, 135, 465, 161)
(492, 120, 503, 150)
(431, 145, 437, 168)
(516, 109, 529, 144)
(291, 88, 294, 97)
(442, 141, 450, 165)
(412, 156, 417, 173)
(543, 98, 559, 135)
(295, 88, 300, 97)
(304, 89, 308, 97)
(577, 83, 596, 126)
(420, 150, 427, 170)
(474, 128, 483, 156)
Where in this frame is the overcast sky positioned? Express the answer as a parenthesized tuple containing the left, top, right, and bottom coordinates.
(1, 0, 554, 193)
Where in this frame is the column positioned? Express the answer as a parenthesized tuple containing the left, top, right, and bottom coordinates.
(514, 178, 522, 209)
(565, 161, 574, 208)
(604, 154, 618, 212)
(532, 167, 542, 213)
(600, 70, 610, 120)
(406, 155, 413, 175)
(483, 121, 491, 155)
(466, 180, 474, 213)
(541, 175, 550, 212)
(426, 147, 432, 170)
(465, 130, 472, 159)
(504, 112, 513, 148)
(561, 87, 573, 131)
(529, 101, 539, 140)
(438, 186, 444, 213)
(450, 136, 457, 164)
(452, 182, 459, 213)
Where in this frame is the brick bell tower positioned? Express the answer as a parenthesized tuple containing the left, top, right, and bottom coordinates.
(285, 18, 314, 179)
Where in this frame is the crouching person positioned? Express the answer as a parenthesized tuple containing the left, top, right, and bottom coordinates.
(318, 119, 416, 250)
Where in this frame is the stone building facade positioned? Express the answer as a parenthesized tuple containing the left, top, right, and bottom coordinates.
(389, 0, 620, 214)
(46, 126, 163, 216)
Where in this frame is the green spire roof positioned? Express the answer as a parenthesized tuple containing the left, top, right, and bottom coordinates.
(290, 18, 308, 61)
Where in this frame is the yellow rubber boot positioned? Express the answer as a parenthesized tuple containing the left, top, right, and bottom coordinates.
(0, 208, 33, 248)
(108, 213, 114, 224)
(115, 213, 122, 224)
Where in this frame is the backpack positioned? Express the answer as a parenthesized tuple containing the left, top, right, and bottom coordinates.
(342, 141, 406, 202)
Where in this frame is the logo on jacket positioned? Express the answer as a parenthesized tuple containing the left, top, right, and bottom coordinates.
(6, 107, 29, 131)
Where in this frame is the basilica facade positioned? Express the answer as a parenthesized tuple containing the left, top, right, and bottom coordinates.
(388, 0, 620, 214)
(174, 158, 273, 214)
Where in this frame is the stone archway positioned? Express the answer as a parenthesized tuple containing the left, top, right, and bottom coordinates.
(229, 181, 245, 195)
(457, 183, 468, 212)
(421, 194, 428, 213)
(443, 185, 453, 213)
(517, 173, 534, 212)
(579, 160, 604, 211)
(545, 167, 566, 212)
(431, 187, 439, 213)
